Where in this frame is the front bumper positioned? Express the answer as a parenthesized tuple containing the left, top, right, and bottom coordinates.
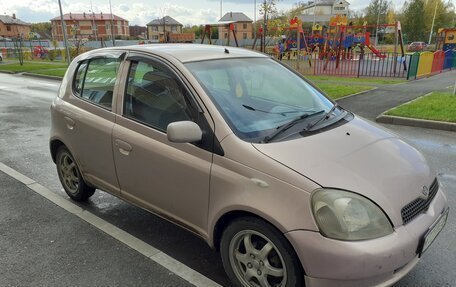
(285, 188, 448, 287)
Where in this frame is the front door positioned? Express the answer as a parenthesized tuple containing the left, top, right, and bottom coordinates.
(112, 55, 213, 235)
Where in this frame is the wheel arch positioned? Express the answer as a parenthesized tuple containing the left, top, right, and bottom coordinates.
(50, 138, 66, 163)
(212, 209, 287, 252)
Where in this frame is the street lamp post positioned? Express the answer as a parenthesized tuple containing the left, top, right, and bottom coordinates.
(58, 0, 71, 64)
(428, 1, 438, 45)
(375, 0, 383, 46)
(220, 0, 223, 19)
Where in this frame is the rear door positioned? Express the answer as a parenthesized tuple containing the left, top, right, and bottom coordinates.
(112, 54, 215, 235)
(62, 52, 124, 194)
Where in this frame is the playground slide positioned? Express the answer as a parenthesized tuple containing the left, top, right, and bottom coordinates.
(366, 45, 387, 59)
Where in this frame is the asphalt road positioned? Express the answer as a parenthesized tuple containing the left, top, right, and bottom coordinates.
(0, 73, 455, 286)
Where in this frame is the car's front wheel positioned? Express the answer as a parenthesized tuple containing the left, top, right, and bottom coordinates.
(220, 217, 304, 287)
(56, 146, 95, 201)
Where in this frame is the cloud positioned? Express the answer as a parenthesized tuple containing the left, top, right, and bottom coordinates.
(1, 1, 218, 26)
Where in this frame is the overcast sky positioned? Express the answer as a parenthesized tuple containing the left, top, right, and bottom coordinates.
(0, 0, 440, 26)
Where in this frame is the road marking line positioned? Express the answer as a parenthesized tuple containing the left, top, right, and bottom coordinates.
(0, 162, 222, 287)
(0, 162, 35, 185)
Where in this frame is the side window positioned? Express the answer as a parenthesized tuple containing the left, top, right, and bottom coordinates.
(73, 58, 120, 110)
(123, 60, 193, 131)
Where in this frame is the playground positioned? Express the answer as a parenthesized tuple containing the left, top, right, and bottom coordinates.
(2, 16, 456, 82)
(254, 16, 456, 80)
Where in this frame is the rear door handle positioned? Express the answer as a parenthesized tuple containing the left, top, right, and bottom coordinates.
(115, 139, 132, 156)
(64, 116, 75, 130)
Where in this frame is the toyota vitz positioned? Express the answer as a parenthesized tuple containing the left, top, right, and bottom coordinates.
(50, 45, 448, 287)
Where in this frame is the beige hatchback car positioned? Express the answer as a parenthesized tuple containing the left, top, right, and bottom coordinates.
(50, 44, 448, 287)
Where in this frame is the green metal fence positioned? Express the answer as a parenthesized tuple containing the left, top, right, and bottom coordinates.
(407, 52, 420, 80)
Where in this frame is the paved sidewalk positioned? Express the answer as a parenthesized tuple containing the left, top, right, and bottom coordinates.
(0, 171, 194, 287)
(336, 70, 456, 120)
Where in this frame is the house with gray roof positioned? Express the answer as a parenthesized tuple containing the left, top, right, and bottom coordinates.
(147, 16, 183, 42)
(218, 12, 253, 42)
(0, 14, 31, 39)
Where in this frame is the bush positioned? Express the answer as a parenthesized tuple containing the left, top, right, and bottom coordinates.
(48, 49, 57, 61)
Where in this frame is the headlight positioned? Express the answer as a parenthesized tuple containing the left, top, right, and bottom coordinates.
(311, 189, 393, 240)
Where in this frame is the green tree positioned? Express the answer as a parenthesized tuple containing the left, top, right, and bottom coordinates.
(402, 0, 427, 42)
(423, 0, 455, 42)
(30, 22, 52, 39)
(364, 0, 392, 25)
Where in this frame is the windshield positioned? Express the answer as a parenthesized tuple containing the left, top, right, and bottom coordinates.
(186, 58, 338, 142)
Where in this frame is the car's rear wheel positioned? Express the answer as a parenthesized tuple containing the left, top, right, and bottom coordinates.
(220, 217, 304, 287)
(56, 146, 95, 201)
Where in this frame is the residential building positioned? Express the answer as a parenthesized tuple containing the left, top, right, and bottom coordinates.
(129, 25, 147, 39)
(147, 16, 183, 42)
(50, 12, 129, 41)
(298, 0, 350, 24)
(0, 14, 31, 39)
(218, 12, 253, 42)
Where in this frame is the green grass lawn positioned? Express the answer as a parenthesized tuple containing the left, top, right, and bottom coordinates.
(306, 75, 406, 85)
(0, 61, 68, 77)
(316, 83, 373, 100)
(386, 92, 456, 123)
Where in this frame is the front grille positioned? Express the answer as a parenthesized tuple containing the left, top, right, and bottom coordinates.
(401, 179, 439, 225)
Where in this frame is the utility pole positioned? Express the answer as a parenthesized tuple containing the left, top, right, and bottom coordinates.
(163, 17, 167, 43)
(263, 0, 267, 53)
(254, 0, 256, 39)
(313, 0, 317, 26)
(220, 0, 223, 19)
(90, 0, 98, 41)
(375, 0, 382, 46)
(428, 1, 438, 45)
(109, 0, 115, 46)
(58, 0, 71, 64)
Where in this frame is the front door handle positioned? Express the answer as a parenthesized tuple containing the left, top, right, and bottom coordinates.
(64, 116, 75, 130)
(115, 139, 133, 156)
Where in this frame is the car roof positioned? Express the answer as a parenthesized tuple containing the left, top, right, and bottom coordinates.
(106, 44, 268, 63)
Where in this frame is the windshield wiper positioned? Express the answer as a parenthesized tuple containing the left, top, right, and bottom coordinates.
(262, 110, 325, 143)
(242, 104, 310, 116)
(305, 103, 339, 131)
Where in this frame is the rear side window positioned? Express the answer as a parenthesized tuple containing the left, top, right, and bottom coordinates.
(73, 58, 120, 110)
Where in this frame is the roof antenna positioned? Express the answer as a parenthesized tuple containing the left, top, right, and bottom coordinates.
(224, 48, 230, 54)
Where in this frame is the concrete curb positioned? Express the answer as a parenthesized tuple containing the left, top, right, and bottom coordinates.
(376, 115, 456, 132)
(0, 70, 63, 81)
(21, 72, 63, 81)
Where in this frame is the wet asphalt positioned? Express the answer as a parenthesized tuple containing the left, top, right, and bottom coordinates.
(0, 72, 455, 286)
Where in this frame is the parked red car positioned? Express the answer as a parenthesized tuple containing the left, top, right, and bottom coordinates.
(408, 42, 427, 52)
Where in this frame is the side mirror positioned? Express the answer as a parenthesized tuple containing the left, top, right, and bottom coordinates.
(167, 121, 203, 143)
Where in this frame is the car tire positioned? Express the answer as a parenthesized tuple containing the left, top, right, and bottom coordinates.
(56, 146, 95, 201)
(220, 217, 304, 287)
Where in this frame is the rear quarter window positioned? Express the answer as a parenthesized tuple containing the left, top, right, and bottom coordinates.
(72, 58, 120, 110)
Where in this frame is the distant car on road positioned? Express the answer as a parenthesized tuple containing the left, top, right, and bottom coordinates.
(408, 41, 427, 52)
(50, 44, 448, 287)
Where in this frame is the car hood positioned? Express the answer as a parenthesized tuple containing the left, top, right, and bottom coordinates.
(252, 116, 434, 226)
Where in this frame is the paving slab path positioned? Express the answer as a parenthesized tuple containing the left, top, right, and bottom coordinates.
(336, 70, 456, 121)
